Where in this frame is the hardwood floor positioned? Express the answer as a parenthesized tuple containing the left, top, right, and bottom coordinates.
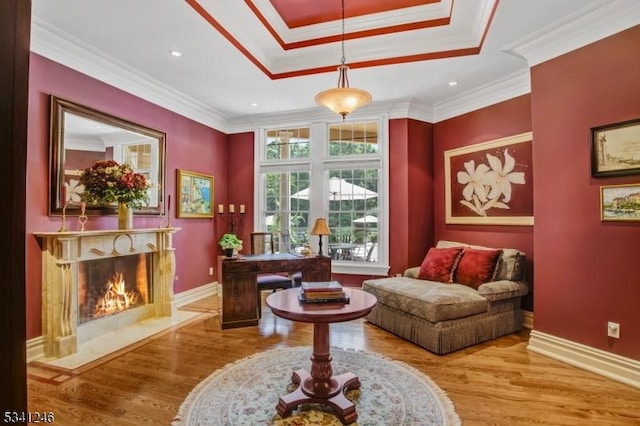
(28, 295, 640, 425)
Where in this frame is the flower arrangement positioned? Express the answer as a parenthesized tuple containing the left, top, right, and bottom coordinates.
(79, 160, 150, 207)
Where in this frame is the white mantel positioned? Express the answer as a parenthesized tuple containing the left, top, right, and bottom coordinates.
(34, 227, 180, 359)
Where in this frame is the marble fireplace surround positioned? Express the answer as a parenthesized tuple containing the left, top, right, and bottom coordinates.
(34, 228, 182, 364)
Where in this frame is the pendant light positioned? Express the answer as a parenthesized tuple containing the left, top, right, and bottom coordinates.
(314, 0, 372, 120)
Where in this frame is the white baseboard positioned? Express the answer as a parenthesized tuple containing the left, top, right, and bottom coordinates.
(173, 282, 217, 308)
(27, 282, 218, 364)
(522, 310, 533, 329)
(27, 335, 45, 364)
(528, 330, 640, 389)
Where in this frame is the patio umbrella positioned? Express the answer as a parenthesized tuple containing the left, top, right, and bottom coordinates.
(291, 177, 377, 201)
(352, 215, 378, 226)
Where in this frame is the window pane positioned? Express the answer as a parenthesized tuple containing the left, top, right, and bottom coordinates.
(329, 121, 378, 156)
(263, 170, 310, 252)
(123, 143, 152, 169)
(265, 128, 310, 160)
(327, 169, 379, 263)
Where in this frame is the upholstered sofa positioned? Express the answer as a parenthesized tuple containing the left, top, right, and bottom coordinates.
(362, 240, 528, 355)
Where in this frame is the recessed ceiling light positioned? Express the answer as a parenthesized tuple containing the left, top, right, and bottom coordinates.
(448, 81, 458, 87)
(250, 102, 258, 107)
(169, 50, 182, 57)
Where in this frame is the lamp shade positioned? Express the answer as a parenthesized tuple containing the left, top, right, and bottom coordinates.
(315, 87, 372, 118)
(310, 218, 331, 236)
(315, 65, 371, 120)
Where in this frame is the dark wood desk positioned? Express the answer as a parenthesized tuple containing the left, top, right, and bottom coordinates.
(219, 254, 330, 329)
(266, 287, 377, 424)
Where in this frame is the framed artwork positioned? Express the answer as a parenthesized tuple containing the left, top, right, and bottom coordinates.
(176, 169, 213, 218)
(591, 118, 640, 177)
(444, 132, 534, 226)
(600, 183, 640, 222)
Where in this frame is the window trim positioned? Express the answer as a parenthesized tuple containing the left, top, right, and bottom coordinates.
(254, 117, 390, 276)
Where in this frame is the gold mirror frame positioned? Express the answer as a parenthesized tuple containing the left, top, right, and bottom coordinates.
(49, 95, 166, 215)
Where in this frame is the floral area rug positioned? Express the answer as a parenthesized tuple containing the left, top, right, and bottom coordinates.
(173, 347, 461, 426)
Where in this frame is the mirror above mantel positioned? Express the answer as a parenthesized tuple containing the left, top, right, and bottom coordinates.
(49, 95, 166, 215)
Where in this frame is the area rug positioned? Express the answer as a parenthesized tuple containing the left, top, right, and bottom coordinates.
(173, 346, 461, 425)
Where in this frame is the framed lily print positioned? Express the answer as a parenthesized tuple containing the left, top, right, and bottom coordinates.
(591, 118, 640, 177)
(600, 183, 640, 222)
(444, 132, 533, 225)
(176, 169, 213, 218)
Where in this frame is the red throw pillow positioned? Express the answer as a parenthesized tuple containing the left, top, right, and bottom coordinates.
(418, 247, 463, 283)
(454, 248, 502, 289)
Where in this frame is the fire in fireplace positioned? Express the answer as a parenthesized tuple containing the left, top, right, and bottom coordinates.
(78, 253, 153, 324)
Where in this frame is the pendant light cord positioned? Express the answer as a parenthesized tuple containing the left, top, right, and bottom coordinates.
(340, 0, 346, 65)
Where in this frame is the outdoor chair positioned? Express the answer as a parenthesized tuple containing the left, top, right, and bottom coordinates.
(279, 232, 303, 286)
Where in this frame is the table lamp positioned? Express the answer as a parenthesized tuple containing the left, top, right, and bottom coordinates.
(310, 218, 331, 257)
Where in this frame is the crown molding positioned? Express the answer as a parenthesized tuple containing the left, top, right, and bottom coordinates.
(30, 18, 229, 132)
(432, 69, 530, 123)
(502, 0, 640, 67)
(225, 98, 433, 134)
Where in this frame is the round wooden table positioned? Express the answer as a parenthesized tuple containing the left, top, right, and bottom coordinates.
(266, 287, 377, 424)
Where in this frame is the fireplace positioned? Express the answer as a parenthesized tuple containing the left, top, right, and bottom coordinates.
(78, 253, 153, 324)
(34, 228, 179, 358)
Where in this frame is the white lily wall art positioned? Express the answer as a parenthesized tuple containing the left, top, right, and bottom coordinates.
(444, 133, 534, 226)
(457, 149, 526, 216)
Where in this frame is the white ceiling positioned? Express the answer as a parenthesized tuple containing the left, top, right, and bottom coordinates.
(30, 0, 640, 133)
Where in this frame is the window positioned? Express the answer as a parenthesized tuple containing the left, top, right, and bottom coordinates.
(256, 119, 388, 275)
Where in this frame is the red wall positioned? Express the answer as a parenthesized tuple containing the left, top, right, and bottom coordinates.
(26, 54, 229, 339)
(388, 118, 434, 276)
(531, 25, 640, 358)
(433, 95, 534, 310)
(226, 132, 255, 250)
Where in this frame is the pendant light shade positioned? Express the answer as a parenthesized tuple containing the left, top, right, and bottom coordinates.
(315, 65, 372, 120)
(315, 0, 372, 120)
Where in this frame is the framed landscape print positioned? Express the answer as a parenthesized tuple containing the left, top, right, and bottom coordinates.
(591, 118, 640, 177)
(444, 132, 534, 226)
(600, 183, 640, 222)
(176, 169, 213, 218)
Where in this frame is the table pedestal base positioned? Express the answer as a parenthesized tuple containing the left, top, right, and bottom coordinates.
(276, 368, 360, 424)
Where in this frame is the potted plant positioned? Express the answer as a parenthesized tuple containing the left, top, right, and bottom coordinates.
(218, 233, 243, 258)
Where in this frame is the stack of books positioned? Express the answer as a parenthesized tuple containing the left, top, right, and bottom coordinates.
(298, 281, 349, 304)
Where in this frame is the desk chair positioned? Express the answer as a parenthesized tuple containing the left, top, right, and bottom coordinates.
(250, 232, 294, 318)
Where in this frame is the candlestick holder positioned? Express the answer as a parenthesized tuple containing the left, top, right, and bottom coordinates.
(58, 205, 69, 232)
(218, 210, 245, 233)
(78, 212, 88, 232)
(158, 211, 164, 228)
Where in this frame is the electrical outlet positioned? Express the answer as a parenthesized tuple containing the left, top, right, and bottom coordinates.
(209, 267, 214, 276)
(607, 322, 620, 339)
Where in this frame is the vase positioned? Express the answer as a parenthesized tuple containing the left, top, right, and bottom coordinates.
(224, 248, 234, 258)
(118, 202, 133, 230)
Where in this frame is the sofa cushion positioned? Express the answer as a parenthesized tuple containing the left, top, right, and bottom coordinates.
(477, 280, 529, 301)
(418, 247, 463, 283)
(362, 277, 488, 323)
(454, 248, 502, 289)
(436, 240, 526, 282)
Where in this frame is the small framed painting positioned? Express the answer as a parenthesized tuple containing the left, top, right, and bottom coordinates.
(176, 169, 213, 218)
(444, 132, 534, 226)
(600, 183, 640, 222)
(591, 118, 640, 177)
